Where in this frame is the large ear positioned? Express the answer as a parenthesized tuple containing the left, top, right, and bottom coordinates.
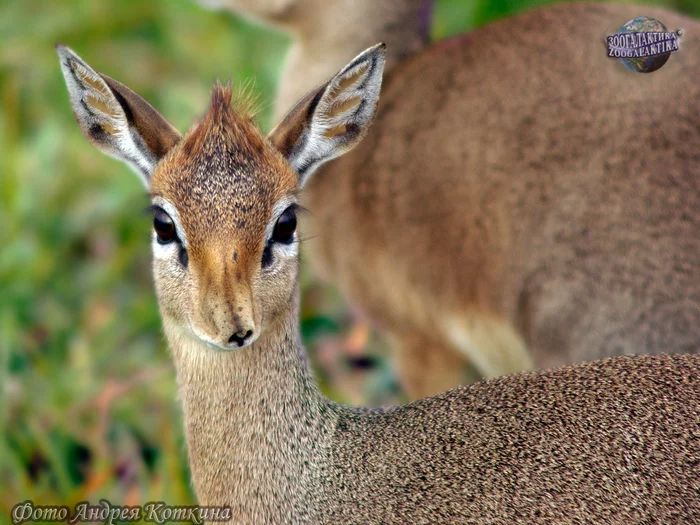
(56, 44, 182, 187)
(268, 43, 386, 187)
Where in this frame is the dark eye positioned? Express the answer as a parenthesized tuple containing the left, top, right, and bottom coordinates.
(153, 208, 176, 244)
(272, 207, 297, 245)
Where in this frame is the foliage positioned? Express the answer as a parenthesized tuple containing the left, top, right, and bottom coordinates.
(1, 0, 696, 516)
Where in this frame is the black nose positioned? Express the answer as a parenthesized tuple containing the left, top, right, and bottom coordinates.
(228, 329, 253, 347)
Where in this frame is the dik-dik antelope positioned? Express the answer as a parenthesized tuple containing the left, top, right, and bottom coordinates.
(201, 1, 700, 398)
(58, 44, 699, 524)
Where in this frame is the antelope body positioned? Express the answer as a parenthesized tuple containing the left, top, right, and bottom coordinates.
(198, 0, 433, 121)
(206, 1, 700, 398)
(59, 43, 700, 524)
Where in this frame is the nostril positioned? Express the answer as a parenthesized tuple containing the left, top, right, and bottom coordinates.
(228, 329, 253, 347)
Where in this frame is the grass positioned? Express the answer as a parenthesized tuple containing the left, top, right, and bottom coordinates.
(1, 0, 698, 517)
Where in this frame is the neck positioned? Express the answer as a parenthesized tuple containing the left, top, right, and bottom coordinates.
(274, 0, 433, 119)
(164, 300, 335, 522)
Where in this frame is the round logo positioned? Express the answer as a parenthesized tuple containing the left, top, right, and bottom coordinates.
(610, 16, 681, 73)
(619, 17, 670, 73)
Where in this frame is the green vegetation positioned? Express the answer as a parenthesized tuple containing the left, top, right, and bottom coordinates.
(1, 0, 697, 516)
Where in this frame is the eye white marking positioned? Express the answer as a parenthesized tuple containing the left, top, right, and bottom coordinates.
(274, 239, 299, 257)
(262, 197, 300, 274)
(152, 235, 181, 259)
(151, 197, 187, 248)
(150, 197, 189, 268)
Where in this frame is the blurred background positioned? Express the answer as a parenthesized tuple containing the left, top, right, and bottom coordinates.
(1, 0, 698, 513)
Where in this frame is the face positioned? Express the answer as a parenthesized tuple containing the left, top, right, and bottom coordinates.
(58, 44, 385, 351)
(148, 90, 300, 350)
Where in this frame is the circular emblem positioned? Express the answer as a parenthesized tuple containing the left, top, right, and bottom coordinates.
(607, 16, 681, 73)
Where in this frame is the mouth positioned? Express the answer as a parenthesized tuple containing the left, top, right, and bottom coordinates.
(189, 326, 258, 351)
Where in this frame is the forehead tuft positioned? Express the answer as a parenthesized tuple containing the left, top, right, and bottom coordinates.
(151, 82, 297, 249)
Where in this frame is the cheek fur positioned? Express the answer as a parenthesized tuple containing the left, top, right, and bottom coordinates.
(151, 240, 190, 321)
(263, 241, 299, 276)
(257, 253, 299, 321)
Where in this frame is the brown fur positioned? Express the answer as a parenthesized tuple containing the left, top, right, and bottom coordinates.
(60, 48, 700, 523)
(155, 83, 296, 247)
(204, 1, 700, 398)
(100, 74, 181, 158)
(197, 0, 432, 121)
(281, 3, 700, 397)
(57, 43, 182, 181)
(270, 81, 329, 159)
(151, 84, 299, 347)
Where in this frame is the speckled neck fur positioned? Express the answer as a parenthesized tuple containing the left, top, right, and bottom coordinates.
(164, 289, 338, 523)
(164, 290, 700, 523)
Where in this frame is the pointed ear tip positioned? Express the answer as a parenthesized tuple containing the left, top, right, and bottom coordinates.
(55, 43, 75, 61)
(370, 42, 387, 57)
(366, 43, 387, 67)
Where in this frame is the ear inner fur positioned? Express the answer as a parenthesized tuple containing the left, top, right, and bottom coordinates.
(100, 74, 182, 161)
(57, 44, 181, 185)
(267, 43, 386, 186)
